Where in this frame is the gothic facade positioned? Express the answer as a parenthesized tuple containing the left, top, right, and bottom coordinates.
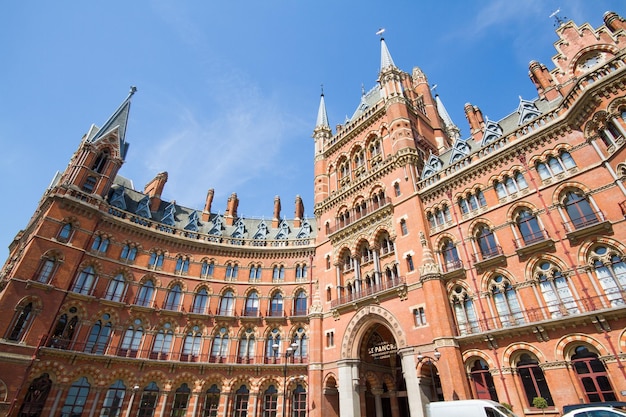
(1, 11, 626, 417)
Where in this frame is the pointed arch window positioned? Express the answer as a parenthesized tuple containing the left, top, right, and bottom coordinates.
(262, 385, 278, 417)
(210, 327, 229, 361)
(452, 286, 479, 335)
(273, 265, 285, 281)
(148, 252, 164, 270)
(537, 262, 578, 317)
(269, 292, 283, 317)
(105, 274, 126, 302)
(151, 322, 173, 360)
(92, 150, 109, 174)
(494, 172, 528, 198)
(292, 327, 308, 362)
(590, 246, 626, 306)
(219, 290, 235, 316)
(7, 301, 35, 341)
(201, 260, 214, 278)
(120, 244, 137, 262)
(475, 224, 499, 259)
(563, 190, 598, 229)
(244, 291, 259, 316)
(295, 264, 308, 279)
(48, 309, 79, 349)
(233, 385, 249, 417)
(571, 346, 617, 402)
(119, 318, 143, 357)
(84, 313, 112, 354)
(101, 379, 126, 417)
(35, 254, 59, 283)
(202, 384, 220, 417)
(137, 382, 159, 417)
(164, 284, 183, 311)
(469, 359, 498, 401)
(226, 263, 238, 279)
(517, 353, 554, 408)
(135, 280, 154, 307)
(292, 384, 307, 417)
(266, 328, 281, 362)
(72, 266, 96, 295)
(440, 239, 461, 272)
(57, 223, 73, 243)
(490, 275, 524, 327)
(238, 328, 255, 362)
(60, 377, 90, 417)
(20, 373, 52, 417)
(536, 151, 576, 180)
(516, 209, 544, 245)
(192, 288, 209, 314)
(249, 264, 262, 281)
(175, 256, 190, 275)
(182, 326, 202, 361)
(293, 290, 307, 316)
(91, 235, 109, 253)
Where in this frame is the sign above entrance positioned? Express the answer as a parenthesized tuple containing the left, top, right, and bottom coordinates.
(368, 342, 397, 359)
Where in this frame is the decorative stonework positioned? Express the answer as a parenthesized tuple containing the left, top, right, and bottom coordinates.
(341, 305, 406, 359)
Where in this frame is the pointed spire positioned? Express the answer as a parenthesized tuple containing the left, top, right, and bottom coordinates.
(91, 86, 137, 159)
(315, 90, 330, 129)
(435, 94, 461, 141)
(380, 37, 396, 71)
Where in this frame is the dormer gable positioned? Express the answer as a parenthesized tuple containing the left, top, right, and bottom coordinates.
(517, 98, 541, 126)
(480, 119, 503, 147)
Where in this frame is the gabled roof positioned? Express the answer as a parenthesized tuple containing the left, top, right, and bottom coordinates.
(89, 87, 136, 159)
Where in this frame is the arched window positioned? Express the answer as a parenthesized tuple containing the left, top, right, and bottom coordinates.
(202, 384, 220, 417)
(120, 244, 137, 262)
(296, 264, 308, 279)
(451, 286, 479, 335)
(210, 327, 229, 361)
(292, 384, 307, 417)
(84, 313, 112, 354)
(7, 301, 35, 341)
(269, 292, 283, 317)
(441, 239, 461, 272)
(233, 385, 249, 417)
(164, 284, 182, 311)
(273, 265, 285, 280)
(119, 318, 143, 357)
(175, 256, 190, 275)
(225, 263, 238, 279)
(249, 264, 261, 281)
(101, 379, 126, 417)
(137, 382, 159, 417)
(48, 308, 79, 349)
(57, 223, 73, 243)
(536, 151, 576, 180)
(393, 182, 401, 196)
(60, 377, 90, 417)
(406, 254, 414, 271)
(590, 246, 626, 306)
(516, 209, 544, 245)
(536, 261, 578, 317)
(571, 346, 617, 402)
(516, 353, 554, 408)
(35, 255, 59, 284)
(293, 290, 307, 316)
(192, 288, 209, 314)
(171, 384, 190, 417)
(400, 219, 408, 235)
(20, 373, 52, 417)
(244, 291, 259, 316)
(135, 281, 154, 307)
(262, 385, 278, 417)
(91, 235, 109, 253)
(218, 290, 235, 315)
(266, 328, 281, 362)
(182, 326, 202, 360)
(148, 252, 164, 270)
(201, 260, 214, 278)
(475, 224, 499, 259)
(490, 275, 524, 327)
(378, 233, 394, 255)
(494, 172, 528, 198)
(238, 328, 255, 362)
(92, 151, 109, 173)
(104, 274, 126, 302)
(72, 266, 96, 295)
(469, 359, 498, 401)
(151, 323, 173, 360)
(563, 190, 598, 229)
(292, 327, 308, 362)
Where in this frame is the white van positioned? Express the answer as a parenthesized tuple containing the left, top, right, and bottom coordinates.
(426, 399, 520, 417)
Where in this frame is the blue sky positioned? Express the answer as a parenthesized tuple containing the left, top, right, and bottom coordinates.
(1, 1, 624, 256)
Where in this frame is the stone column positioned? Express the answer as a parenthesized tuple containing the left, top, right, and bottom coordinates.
(157, 391, 169, 417)
(47, 386, 65, 417)
(373, 250, 381, 285)
(399, 347, 425, 417)
(337, 359, 361, 417)
(372, 388, 384, 417)
(87, 388, 102, 417)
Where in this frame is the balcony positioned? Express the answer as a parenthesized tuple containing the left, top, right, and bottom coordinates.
(441, 259, 465, 280)
(473, 246, 506, 273)
(330, 276, 406, 311)
(513, 230, 555, 259)
(563, 211, 612, 245)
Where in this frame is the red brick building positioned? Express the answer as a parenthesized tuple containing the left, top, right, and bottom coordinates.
(1, 11, 626, 417)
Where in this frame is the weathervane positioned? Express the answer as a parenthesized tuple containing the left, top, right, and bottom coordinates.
(376, 28, 385, 38)
(549, 8, 567, 28)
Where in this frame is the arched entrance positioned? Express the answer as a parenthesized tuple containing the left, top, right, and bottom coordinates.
(337, 305, 424, 417)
